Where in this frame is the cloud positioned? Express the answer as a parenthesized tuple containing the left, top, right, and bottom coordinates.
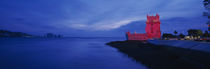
(67, 17, 145, 31)
(61, 0, 204, 31)
(0, 0, 207, 36)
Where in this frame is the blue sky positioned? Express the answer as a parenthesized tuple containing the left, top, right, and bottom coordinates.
(0, 0, 208, 37)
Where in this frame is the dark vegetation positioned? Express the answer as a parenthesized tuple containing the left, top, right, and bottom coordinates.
(0, 30, 63, 38)
(162, 33, 176, 38)
(106, 40, 210, 69)
(203, 0, 210, 31)
(163, 29, 210, 38)
(0, 30, 33, 37)
(203, 0, 209, 19)
(188, 29, 203, 37)
(162, 29, 210, 41)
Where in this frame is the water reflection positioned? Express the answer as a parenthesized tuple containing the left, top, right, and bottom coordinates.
(0, 38, 147, 69)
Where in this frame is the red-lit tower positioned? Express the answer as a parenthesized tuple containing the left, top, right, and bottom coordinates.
(145, 14, 161, 39)
(126, 14, 161, 41)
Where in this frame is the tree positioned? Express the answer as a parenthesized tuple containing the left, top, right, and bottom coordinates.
(208, 21, 210, 31)
(203, 30, 209, 38)
(203, 0, 209, 17)
(203, 0, 210, 31)
(162, 33, 175, 39)
(187, 29, 203, 37)
(174, 30, 178, 35)
(179, 33, 185, 38)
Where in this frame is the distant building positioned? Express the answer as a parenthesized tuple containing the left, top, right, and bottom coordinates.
(46, 33, 54, 38)
(45, 33, 63, 38)
(126, 14, 161, 40)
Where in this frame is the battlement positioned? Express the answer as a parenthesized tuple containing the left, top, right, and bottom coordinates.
(126, 14, 161, 41)
(126, 31, 148, 40)
(146, 14, 160, 23)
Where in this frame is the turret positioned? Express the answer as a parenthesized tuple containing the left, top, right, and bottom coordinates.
(126, 31, 131, 40)
(126, 31, 131, 35)
(156, 14, 159, 19)
(134, 31, 137, 34)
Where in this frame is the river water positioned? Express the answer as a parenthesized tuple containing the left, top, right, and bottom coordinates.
(0, 37, 146, 69)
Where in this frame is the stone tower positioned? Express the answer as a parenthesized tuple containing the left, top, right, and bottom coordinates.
(126, 14, 161, 41)
(145, 14, 161, 39)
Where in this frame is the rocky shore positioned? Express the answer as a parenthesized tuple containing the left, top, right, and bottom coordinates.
(106, 40, 210, 69)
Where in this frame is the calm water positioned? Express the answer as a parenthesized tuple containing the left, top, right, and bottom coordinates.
(0, 37, 146, 69)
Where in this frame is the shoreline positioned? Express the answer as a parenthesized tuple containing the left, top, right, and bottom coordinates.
(148, 40, 210, 52)
(106, 40, 210, 69)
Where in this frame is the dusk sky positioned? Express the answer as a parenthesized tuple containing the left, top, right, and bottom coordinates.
(0, 0, 208, 37)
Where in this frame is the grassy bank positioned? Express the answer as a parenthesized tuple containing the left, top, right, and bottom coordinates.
(106, 40, 210, 69)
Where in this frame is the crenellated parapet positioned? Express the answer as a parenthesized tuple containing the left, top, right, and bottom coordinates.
(146, 14, 160, 24)
(126, 14, 161, 41)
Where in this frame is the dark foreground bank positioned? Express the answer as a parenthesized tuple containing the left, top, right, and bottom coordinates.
(106, 40, 210, 69)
